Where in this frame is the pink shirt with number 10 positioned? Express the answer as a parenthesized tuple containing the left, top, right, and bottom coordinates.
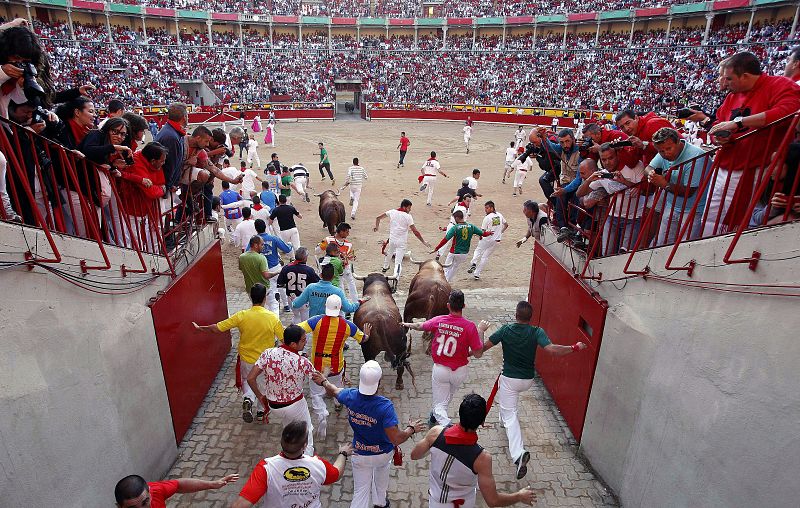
(421, 314, 482, 370)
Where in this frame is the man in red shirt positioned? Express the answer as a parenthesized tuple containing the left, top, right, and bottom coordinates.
(232, 421, 351, 508)
(397, 131, 410, 168)
(614, 110, 674, 166)
(702, 51, 800, 234)
(582, 122, 641, 169)
(114, 473, 238, 508)
(402, 290, 485, 426)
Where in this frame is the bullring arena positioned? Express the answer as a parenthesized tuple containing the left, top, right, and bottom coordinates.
(1, 1, 800, 507)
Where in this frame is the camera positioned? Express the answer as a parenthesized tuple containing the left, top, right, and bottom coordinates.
(123, 153, 134, 166)
(608, 139, 633, 149)
(517, 142, 537, 164)
(578, 137, 594, 158)
(676, 104, 702, 120)
(14, 62, 46, 101)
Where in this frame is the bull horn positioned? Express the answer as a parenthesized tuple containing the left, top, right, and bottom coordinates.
(334, 189, 341, 196)
(352, 272, 366, 281)
(440, 258, 454, 267)
(386, 275, 398, 281)
(407, 252, 424, 265)
(313, 192, 323, 197)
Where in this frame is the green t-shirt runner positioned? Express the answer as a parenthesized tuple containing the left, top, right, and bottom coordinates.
(489, 323, 552, 379)
(239, 251, 270, 291)
(444, 222, 485, 254)
(319, 147, 329, 165)
(324, 256, 344, 287)
(280, 174, 293, 197)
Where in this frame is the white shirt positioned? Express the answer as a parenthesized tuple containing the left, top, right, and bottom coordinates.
(588, 162, 646, 218)
(512, 158, 534, 172)
(385, 208, 415, 244)
(514, 129, 526, 144)
(221, 167, 241, 191)
(480, 212, 507, 241)
(505, 147, 518, 163)
(345, 165, 368, 187)
(529, 209, 548, 241)
(466, 176, 478, 192)
(448, 203, 469, 225)
(241, 168, 258, 194)
(247, 139, 258, 150)
(233, 218, 258, 250)
(421, 159, 441, 177)
(254, 346, 314, 402)
(463, 125, 472, 138)
(292, 165, 309, 179)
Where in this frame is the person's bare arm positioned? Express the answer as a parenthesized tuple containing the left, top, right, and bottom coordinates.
(474, 452, 536, 506)
(312, 370, 345, 397)
(543, 341, 587, 356)
(176, 474, 239, 494)
(247, 363, 267, 409)
(577, 172, 601, 198)
(410, 225, 431, 248)
(332, 443, 353, 476)
(410, 426, 442, 460)
(384, 419, 426, 446)
(193, 322, 225, 333)
(469, 320, 489, 359)
(373, 212, 387, 232)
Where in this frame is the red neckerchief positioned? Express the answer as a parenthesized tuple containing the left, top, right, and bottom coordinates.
(427, 157, 436, 161)
(1, 79, 17, 95)
(279, 344, 299, 356)
(68, 119, 90, 145)
(397, 208, 405, 212)
(458, 201, 468, 208)
(167, 119, 186, 136)
(444, 424, 479, 445)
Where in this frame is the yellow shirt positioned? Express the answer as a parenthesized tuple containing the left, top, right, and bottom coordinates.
(216, 306, 284, 363)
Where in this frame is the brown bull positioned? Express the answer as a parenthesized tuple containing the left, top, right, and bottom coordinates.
(403, 254, 452, 352)
(316, 189, 345, 234)
(352, 272, 411, 390)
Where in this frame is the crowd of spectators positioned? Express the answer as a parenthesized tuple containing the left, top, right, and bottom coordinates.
(20, 17, 798, 110)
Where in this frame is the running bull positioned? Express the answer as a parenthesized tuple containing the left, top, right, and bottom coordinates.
(352, 272, 413, 390)
(315, 189, 345, 235)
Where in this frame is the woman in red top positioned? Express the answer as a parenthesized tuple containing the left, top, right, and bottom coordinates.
(117, 142, 167, 252)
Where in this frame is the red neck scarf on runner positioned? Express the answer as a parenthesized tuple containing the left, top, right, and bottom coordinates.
(444, 424, 479, 445)
(68, 119, 90, 145)
(167, 119, 186, 136)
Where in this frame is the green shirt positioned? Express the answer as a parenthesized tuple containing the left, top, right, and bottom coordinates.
(281, 175, 293, 197)
(323, 256, 344, 287)
(444, 223, 485, 254)
(319, 147, 329, 164)
(239, 251, 269, 292)
(489, 323, 552, 379)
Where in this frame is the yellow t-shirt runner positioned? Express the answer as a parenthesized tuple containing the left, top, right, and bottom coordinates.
(217, 306, 284, 363)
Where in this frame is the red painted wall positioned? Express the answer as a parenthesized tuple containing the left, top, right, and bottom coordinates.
(529, 242, 607, 442)
(149, 240, 231, 443)
(368, 108, 576, 127)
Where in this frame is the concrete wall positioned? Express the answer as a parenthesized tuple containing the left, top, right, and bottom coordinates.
(554, 222, 800, 507)
(0, 223, 212, 507)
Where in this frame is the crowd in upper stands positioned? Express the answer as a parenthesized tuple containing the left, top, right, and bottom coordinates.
(27, 18, 797, 112)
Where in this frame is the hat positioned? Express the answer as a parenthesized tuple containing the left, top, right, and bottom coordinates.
(517, 146, 525, 153)
(325, 294, 342, 317)
(359, 360, 382, 395)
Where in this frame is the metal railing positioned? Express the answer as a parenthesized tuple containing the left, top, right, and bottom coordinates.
(553, 111, 800, 280)
(0, 117, 209, 277)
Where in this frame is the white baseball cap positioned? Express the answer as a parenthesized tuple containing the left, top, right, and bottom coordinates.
(325, 294, 342, 317)
(358, 360, 382, 396)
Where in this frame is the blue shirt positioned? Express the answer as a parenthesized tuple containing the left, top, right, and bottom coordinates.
(259, 190, 277, 210)
(291, 281, 359, 317)
(336, 388, 399, 455)
(648, 141, 712, 214)
(219, 189, 243, 219)
(245, 232, 292, 268)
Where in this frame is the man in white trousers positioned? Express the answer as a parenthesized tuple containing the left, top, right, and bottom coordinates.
(431, 210, 491, 282)
(503, 141, 517, 184)
(277, 248, 320, 325)
(463, 122, 473, 154)
(246, 324, 316, 455)
(291, 163, 312, 203)
(512, 147, 533, 196)
(299, 296, 371, 440)
(192, 283, 284, 424)
(419, 151, 448, 206)
(438, 195, 472, 260)
(479, 301, 586, 479)
(403, 290, 484, 427)
(374, 199, 432, 279)
(269, 194, 302, 258)
(316, 223, 358, 305)
(246, 134, 261, 169)
(468, 200, 509, 280)
(513, 125, 526, 148)
(312, 361, 426, 508)
(339, 157, 367, 220)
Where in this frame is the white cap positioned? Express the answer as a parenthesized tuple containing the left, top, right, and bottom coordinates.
(325, 294, 342, 317)
(359, 360, 382, 395)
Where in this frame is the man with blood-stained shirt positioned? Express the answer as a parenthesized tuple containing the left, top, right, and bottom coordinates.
(246, 325, 317, 455)
(114, 473, 237, 508)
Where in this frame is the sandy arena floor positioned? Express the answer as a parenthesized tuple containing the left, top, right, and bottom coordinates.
(213, 118, 546, 292)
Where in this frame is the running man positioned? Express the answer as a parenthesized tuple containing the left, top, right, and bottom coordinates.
(339, 158, 367, 220)
(402, 290, 484, 426)
(465, 169, 482, 216)
(374, 199, 432, 279)
(431, 210, 492, 282)
(480, 301, 587, 479)
(419, 151, 448, 206)
(291, 163, 312, 203)
(410, 394, 537, 507)
(397, 131, 410, 168)
(300, 295, 372, 440)
(463, 121, 473, 154)
(438, 194, 472, 260)
(277, 247, 320, 325)
(269, 195, 302, 258)
(468, 200, 509, 280)
(512, 146, 533, 196)
(317, 142, 334, 182)
(503, 141, 517, 184)
(316, 223, 358, 304)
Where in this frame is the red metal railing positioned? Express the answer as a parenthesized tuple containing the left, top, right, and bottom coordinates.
(559, 110, 800, 280)
(0, 117, 208, 277)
